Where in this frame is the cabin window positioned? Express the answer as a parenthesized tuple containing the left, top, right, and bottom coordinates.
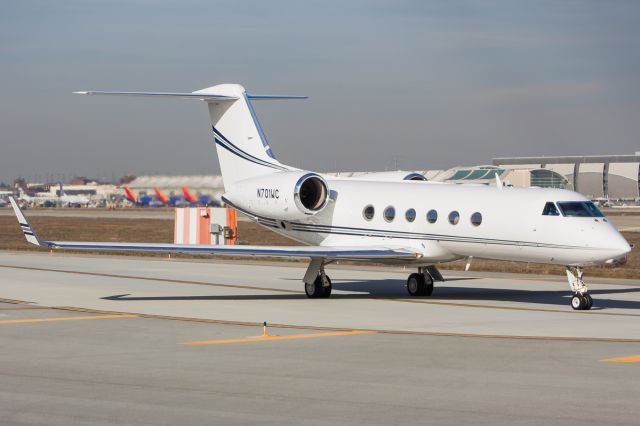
(383, 206, 396, 222)
(470, 212, 482, 226)
(542, 202, 560, 216)
(363, 205, 375, 221)
(557, 201, 605, 218)
(405, 208, 416, 222)
(426, 209, 438, 224)
(448, 211, 460, 225)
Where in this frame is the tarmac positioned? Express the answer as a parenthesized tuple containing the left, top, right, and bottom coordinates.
(0, 251, 639, 425)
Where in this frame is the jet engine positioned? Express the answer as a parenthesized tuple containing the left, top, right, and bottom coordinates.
(222, 172, 330, 221)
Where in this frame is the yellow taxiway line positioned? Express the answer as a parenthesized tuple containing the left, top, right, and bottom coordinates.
(0, 314, 137, 324)
(602, 355, 640, 363)
(179, 330, 374, 345)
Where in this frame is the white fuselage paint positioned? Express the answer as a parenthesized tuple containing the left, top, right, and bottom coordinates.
(226, 178, 631, 267)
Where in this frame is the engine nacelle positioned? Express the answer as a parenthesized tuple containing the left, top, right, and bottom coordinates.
(223, 172, 330, 221)
(351, 171, 427, 182)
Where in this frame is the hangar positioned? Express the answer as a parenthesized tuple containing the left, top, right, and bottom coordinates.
(493, 153, 640, 201)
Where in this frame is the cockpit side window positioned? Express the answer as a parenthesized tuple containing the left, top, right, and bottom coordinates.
(557, 201, 605, 217)
(542, 202, 559, 216)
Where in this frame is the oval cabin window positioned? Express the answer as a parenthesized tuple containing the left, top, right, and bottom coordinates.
(470, 212, 482, 226)
(427, 209, 438, 224)
(448, 211, 460, 225)
(384, 206, 396, 222)
(405, 208, 416, 222)
(363, 205, 375, 221)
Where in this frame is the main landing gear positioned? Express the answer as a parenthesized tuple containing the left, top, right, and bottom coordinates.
(302, 260, 442, 299)
(303, 258, 332, 298)
(566, 266, 593, 310)
(406, 267, 435, 297)
(305, 273, 332, 298)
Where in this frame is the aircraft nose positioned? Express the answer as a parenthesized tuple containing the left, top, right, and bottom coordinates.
(607, 232, 632, 263)
(617, 239, 632, 257)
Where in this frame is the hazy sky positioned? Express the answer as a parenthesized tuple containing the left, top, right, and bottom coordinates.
(1, 0, 639, 183)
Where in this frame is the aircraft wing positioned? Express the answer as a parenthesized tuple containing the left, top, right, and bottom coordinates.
(9, 197, 419, 261)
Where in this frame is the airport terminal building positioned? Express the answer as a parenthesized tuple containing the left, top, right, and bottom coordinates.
(493, 153, 640, 201)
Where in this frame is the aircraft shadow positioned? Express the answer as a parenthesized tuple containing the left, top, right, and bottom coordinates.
(101, 279, 640, 310)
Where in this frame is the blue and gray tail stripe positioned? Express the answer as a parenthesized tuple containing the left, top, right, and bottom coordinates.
(212, 127, 289, 172)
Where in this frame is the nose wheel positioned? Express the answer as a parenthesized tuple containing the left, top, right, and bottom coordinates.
(566, 266, 593, 310)
(571, 293, 593, 310)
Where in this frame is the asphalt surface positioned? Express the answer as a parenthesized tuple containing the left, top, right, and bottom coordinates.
(0, 252, 639, 425)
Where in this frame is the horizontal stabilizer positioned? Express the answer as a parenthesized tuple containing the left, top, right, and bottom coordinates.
(73, 91, 239, 101)
(74, 91, 307, 101)
(246, 95, 307, 100)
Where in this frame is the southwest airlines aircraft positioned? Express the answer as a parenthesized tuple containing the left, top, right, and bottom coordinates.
(10, 84, 632, 310)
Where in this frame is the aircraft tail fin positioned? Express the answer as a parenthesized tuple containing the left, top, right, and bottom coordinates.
(123, 186, 137, 204)
(153, 187, 170, 204)
(182, 186, 198, 204)
(75, 84, 306, 189)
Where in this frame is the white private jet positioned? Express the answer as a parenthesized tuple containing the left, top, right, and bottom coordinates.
(10, 84, 632, 310)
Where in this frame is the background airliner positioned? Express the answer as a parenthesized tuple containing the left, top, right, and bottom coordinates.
(122, 185, 162, 207)
(18, 182, 89, 207)
(10, 84, 632, 310)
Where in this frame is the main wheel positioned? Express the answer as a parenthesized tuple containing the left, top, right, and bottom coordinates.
(305, 277, 324, 298)
(583, 294, 593, 310)
(407, 273, 426, 296)
(305, 275, 331, 298)
(571, 294, 585, 310)
(321, 276, 332, 298)
(423, 273, 434, 296)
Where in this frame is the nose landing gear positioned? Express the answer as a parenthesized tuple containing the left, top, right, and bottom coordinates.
(566, 266, 592, 310)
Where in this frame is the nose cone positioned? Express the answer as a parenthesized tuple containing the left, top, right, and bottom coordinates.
(617, 238, 632, 257)
(606, 232, 632, 263)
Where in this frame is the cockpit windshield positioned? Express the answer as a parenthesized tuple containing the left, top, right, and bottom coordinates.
(557, 201, 605, 218)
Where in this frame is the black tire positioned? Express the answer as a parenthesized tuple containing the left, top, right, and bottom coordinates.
(305, 277, 324, 298)
(321, 276, 332, 298)
(423, 273, 434, 296)
(407, 273, 426, 296)
(583, 294, 593, 310)
(571, 294, 585, 310)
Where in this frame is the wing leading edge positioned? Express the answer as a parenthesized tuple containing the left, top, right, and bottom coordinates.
(8, 197, 419, 261)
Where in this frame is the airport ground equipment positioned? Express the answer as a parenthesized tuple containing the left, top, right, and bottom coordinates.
(174, 207, 237, 245)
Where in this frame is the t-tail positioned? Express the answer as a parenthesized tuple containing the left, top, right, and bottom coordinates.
(74, 84, 306, 189)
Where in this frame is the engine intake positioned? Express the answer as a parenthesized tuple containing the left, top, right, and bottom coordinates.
(295, 174, 329, 214)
